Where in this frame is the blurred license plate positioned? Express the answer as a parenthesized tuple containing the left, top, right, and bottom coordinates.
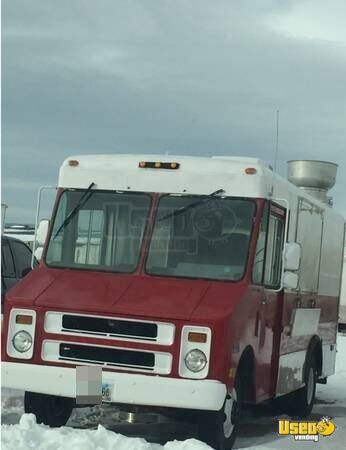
(102, 383, 112, 402)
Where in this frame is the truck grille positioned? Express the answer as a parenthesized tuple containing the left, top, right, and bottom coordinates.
(62, 315, 158, 340)
(59, 343, 155, 370)
(45, 312, 175, 346)
(42, 340, 172, 375)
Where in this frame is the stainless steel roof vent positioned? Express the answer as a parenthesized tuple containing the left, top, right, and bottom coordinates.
(287, 160, 338, 205)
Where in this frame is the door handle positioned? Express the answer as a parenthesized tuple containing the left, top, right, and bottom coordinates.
(255, 312, 260, 337)
(261, 298, 267, 305)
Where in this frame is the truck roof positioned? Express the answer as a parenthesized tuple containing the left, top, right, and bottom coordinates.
(58, 154, 344, 220)
(59, 154, 272, 195)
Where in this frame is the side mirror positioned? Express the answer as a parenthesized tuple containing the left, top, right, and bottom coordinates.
(283, 271, 299, 290)
(284, 242, 301, 271)
(34, 247, 44, 261)
(36, 219, 50, 246)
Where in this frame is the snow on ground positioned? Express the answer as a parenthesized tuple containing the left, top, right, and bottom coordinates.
(2, 334, 346, 450)
(1, 414, 210, 450)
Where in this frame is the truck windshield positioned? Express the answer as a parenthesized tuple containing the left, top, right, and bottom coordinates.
(46, 190, 151, 272)
(146, 195, 255, 281)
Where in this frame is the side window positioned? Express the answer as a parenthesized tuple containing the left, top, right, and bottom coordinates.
(253, 202, 269, 284)
(264, 211, 285, 287)
(2, 239, 16, 278)
(10, 240, 32, 278)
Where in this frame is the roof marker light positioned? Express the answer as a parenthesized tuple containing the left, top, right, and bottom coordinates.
(68, 160, 79, 167)
(138, 161, 180, 170)
(245, 167, 257, 175)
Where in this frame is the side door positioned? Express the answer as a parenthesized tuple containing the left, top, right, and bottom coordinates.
(276, 199, 325, 396)
(252, 202, 286, 399)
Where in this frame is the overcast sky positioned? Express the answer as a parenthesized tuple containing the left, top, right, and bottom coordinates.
(2, 0, 346, 222)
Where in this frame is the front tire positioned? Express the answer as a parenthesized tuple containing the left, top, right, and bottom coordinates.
(24, 392, 74, 427)
(198, 380, 242, 450)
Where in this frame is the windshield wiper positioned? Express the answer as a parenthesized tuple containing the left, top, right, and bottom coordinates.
(159, 189, 225, 222)
(52, 182, 96, 239)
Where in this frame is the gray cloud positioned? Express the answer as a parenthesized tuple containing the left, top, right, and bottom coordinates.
(2, 0, 346, 222)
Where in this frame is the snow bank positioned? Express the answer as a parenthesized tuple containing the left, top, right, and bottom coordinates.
(1, 414, 211, 450)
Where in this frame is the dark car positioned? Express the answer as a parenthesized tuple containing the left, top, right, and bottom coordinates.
(1, 235, 37, 308)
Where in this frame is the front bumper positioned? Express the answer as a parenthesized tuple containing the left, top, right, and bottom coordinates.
(1, 362, 226, 411)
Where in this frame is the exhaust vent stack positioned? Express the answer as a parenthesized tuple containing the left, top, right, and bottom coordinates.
(287, 160, 338, 205)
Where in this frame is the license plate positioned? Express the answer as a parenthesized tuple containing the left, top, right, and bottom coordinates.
(102, 383, 112, 402)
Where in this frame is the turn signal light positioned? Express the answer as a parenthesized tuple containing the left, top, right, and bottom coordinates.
(15, 315, 33, 325)
(68, 160, 79, 167)
(245, 167, 257, 175)
(188, 332, 207, 343)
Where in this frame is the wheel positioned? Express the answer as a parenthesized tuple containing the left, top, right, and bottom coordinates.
(197, 379, 242, 450)
(288, 352, 317, 418)
(24, 392, 74, 427)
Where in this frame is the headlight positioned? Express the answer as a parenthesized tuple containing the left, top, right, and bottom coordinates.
(184, 349, 207, 373)
(12, 330, 33, 353)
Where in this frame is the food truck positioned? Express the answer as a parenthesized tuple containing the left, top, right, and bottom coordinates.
(2, 155, 344, 449)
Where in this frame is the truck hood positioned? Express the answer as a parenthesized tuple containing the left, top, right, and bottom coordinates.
(11, 267, 212, 321)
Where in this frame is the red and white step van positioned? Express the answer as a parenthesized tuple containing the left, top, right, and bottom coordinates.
(2, 155, 344, 449)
